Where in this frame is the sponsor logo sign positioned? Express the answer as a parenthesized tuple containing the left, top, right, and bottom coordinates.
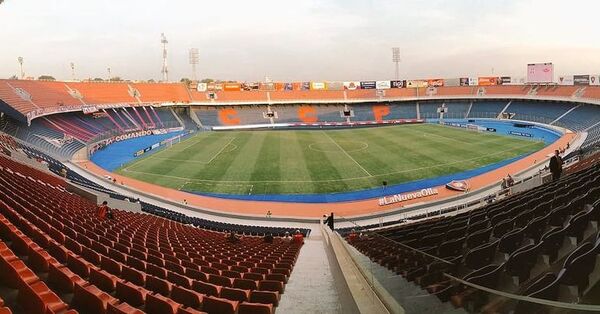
(478, 77, 499, 86)
(378, 188, 439, 206)
(326, 81, 344, 90)
(446, 180, 469, 192)
(558, 76, 574, 85)
(459, 78, 470, 86)
(197, 83, 207, 92)
(376, 80, 391, 90)
(574, 75, 590, 86)
(360, 81, 376, 89)
(343, 81, 360, 90)
(310, 82, 326, 90)
(390, 80, 405, 88)
(406, 80, 428, 88)
(468, 77, 479, 86)
(444, 78, 461, 87)
(590, 75, 600, 86)
(509, 131, 533, 137)
(427, 79, 444, 87)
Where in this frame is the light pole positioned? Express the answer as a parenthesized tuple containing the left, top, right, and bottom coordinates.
(392, 48, 401, 80)
(17, 57, 24, 79)
(107, 67, 111, 81)
(189, 48, 199, 82)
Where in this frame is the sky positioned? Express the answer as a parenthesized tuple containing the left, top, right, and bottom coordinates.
(0, 0, 599, 82)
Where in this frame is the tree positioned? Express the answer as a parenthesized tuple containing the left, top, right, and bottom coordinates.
(8, 75, 18, 80)
(147, 79, 156, 83)
(93, 78, 104, 81)
(200, 78, 214, 83)
(180, 78, 191, 85)
(109, 76, 122, 82)
(38, 75, 56, 81)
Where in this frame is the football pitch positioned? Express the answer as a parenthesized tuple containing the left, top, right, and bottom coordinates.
(115, 124, 545, 195)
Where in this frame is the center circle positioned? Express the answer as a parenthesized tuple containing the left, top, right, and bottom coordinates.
(309, 141, 369, 152)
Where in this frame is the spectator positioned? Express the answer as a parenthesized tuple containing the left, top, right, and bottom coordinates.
(506, 174, 514, 187)
(226, 231, 240, 243)
(97, 201, 108, 219)
(106, 207, 114, 220)
(500, 177, 508, 190)
(283, 232, 292, 243)
(549, 149, 563, 181)
(324, 212, 334, 230)
(348, 229, 358, 243)
(263, 233, 273, 243)
(292, 230, 304, 245)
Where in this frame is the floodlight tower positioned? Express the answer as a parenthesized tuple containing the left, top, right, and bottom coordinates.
(107, 67, 111, 81)
(189, 48, 199, 81)
(161, 33, 169, 82)
(70, 62, 75, 80)
(392, 47, 401, 80)
(17, 57, 24, 79)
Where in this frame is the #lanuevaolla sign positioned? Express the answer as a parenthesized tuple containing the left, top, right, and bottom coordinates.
(378, 188, 439, 206)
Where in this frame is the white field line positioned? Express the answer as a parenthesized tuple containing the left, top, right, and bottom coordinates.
(121, 141, 541, 184)
(321, 131, 373, 177)
(204, 137, 236, 164)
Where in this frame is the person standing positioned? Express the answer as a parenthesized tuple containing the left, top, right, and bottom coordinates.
(549, 150, 563, 181)
(324, 212, 334, 230)
(97, 201, 109, 219)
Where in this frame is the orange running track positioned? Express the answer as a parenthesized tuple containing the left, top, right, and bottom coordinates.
(78, 132, 574, 219)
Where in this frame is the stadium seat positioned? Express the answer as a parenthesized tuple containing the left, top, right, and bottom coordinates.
(202, 296, 239, 314)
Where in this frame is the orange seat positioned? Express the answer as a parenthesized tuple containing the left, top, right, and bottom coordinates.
(121, 265, 146, 286)
(115, 281, 148, 307)
(145, 293, 180, 314)
(171, 285, 204, 309)
(107, 302, 145, 314)
(73, 283, 118, 314)
(191, 280, 221, 297)
(203, 296, 239, 314)
(238, 302, 273, 314)
(18, 280, 69, 314)
(48, 263, 86, 293)
(220, 287, 250, 302)
(89, 268, 119, 293)
(258, 280, 283, 293)
(146, 275, 172, 297)
(249, 290, 279, 307)
(209, 274, 232, 288)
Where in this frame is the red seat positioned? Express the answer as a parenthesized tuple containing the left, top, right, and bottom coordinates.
(0, 258, 38, 289)
(68, 254, 95, 278)
(265, 273, 287, 284)
(185, 268, 208, 282)
(166, 260, 185, 274)
(146, 275, 172, 297)
(108, 248, 127, 264)
(89, 268, 119, 293)
(82, 246, 102, 266)
(209, 274, 232, 288)
(167, 271, 192, 288)
(27, 244, 57, 272)
(47, 240, 69, 263)
(122, 265, 146, 286)
(258, 280, 283, 293)
(65, 237, 82, 255)
(126, 256, 146, 272)
(177, 306, 207, 314)
(200, 266, 220, 276)
(250, 267, 269, 275)
(202, 296, 239, 314)
(221, 270, 242, 279)
(243, 273, 264, 281)
(249, 290, 279, 307)
(107, 302, 145, 314)
(238, 302, 273, 314)
(147, 263, 167, 279)
(100, 256, 122, 276)
(145, 293, 181, 314)
(115, 281, 148, 307)
(18, 280, 69, 314)
(233, 278, 258, 291)
(220, 287, 250, 302)
(73, 283, 118, 314)
(211, 262, 229, 271)
(171, 285, 204, 309)
(271, 268, 290, 277)
(191, 280, 221, 297)
(230, 265, 249, 273)
(48, 263, 85, 293)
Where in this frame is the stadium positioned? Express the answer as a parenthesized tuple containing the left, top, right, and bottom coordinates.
(1, 1, 600, 314)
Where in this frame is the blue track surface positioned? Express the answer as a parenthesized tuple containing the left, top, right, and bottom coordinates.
(91, 131, 186, 171)
(92, 120, 561, 203)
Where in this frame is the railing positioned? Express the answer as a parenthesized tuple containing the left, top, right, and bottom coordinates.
(335, 214, 600, 314)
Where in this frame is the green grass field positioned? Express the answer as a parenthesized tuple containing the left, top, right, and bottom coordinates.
(115, 124, 545, 195)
